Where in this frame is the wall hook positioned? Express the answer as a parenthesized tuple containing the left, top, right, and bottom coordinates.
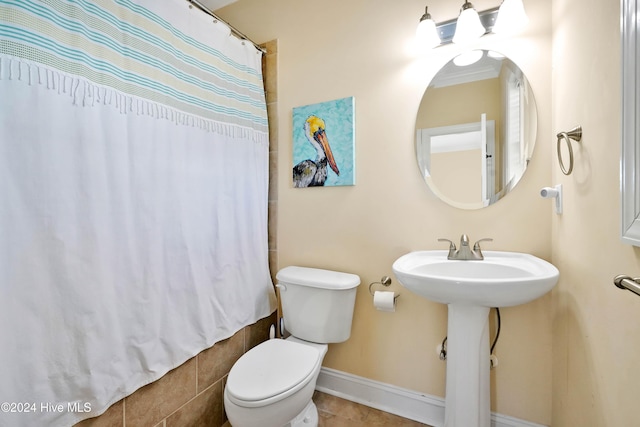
(556, 126, 582, 175)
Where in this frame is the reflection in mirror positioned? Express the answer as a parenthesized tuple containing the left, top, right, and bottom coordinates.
(416, 49, 538, 209)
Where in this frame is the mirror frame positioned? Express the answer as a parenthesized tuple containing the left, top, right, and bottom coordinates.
(621, 0, 640, 245)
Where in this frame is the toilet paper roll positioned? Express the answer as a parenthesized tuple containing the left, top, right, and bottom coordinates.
(373, 291, 396, 312)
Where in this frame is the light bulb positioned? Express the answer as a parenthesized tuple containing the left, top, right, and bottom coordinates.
(452, 2, 486, 44)
(416, 7, 441, 49)
(417, 18, 441, 49)
(493, 0, 529, 35)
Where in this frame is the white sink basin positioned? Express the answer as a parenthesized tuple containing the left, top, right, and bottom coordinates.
(392, 249, 559, 427)
(392, 250, 559, 307)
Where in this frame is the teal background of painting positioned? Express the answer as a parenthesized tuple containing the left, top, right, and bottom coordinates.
(292, 97, 355, 186)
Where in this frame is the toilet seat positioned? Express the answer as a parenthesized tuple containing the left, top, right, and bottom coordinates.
(226, 339, 321, 408)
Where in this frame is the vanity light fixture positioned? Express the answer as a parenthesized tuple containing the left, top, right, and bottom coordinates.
(417, 0, 528, 49)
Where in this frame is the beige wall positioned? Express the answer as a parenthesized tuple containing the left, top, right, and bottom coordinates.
(551, 0, 640, 426)
(220, 0, 554, 424)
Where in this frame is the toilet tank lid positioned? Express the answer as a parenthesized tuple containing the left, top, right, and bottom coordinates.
(276, 266, 360, 290)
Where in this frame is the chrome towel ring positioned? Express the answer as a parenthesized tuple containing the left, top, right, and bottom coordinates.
(556, 126, 582, 175)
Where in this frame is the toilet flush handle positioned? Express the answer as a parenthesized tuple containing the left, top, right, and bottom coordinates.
(276, 284, 287, 292)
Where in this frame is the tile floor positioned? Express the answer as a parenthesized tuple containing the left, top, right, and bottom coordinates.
(222, 391, 432, 427)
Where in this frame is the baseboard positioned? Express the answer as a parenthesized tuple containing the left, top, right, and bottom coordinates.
(315, 367, 547, 427)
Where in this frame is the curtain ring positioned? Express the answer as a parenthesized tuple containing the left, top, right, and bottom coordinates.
(556, 126, 582, 175)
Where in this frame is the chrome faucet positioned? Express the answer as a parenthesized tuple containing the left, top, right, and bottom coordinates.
(438, 235, 493, 260)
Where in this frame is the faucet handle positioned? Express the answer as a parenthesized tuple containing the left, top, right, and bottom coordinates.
(473, 238, 493, 250)
(437, 238, 456, 250)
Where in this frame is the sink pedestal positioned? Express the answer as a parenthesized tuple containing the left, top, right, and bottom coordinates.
(392, 250, 560, 427)
(444, 304, 491, 427)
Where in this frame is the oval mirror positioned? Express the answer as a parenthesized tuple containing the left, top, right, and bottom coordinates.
(415, 49, 538, 209)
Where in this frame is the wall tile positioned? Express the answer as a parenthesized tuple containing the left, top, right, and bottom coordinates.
(267, 103, 279, 152)
(262, 39, 278, 55)
(197, 331, 244, 393)
(245, 312, 277, 351)
(268, 200, 278, 250)
(269, 149, 278, 201)
(261, 40, 278, 103)
(269, 249, 279, 283)
(263, 38, 278, 281)
(124, 357, 197, 427)
(73, 399, 124, 427)
(165, 380, 224, 427)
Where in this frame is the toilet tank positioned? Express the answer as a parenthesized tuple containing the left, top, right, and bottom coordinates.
(276, 266, 360, 344)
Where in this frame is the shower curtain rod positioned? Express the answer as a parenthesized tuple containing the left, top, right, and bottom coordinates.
(186, 0, 266, 54)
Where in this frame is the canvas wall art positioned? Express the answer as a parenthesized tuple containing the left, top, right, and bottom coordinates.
(292, 97, 355, 187)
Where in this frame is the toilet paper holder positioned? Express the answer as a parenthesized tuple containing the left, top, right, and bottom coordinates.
(369, 276, 400, 302)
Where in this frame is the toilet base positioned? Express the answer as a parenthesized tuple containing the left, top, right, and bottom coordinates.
(287, 400, 318, 427)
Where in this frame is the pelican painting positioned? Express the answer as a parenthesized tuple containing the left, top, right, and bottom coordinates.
(292, 97, 355, 187)
(293, 116, 340, 187)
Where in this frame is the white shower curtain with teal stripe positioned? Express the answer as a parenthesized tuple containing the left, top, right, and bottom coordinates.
(0, 1, 276, 425)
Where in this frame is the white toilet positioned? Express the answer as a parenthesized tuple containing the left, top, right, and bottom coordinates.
(223, 266, 360, 427)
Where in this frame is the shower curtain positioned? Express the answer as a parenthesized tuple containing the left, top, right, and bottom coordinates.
(0, 0, 276, 426)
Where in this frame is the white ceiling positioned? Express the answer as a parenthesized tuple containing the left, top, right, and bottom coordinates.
(197, 0, 237, 12)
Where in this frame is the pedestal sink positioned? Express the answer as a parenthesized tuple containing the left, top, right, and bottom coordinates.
(392, 250, 559, 427)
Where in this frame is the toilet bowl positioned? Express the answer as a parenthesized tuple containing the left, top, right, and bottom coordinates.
(223, 266, 360, 427)
(224, 337, 328, 427)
